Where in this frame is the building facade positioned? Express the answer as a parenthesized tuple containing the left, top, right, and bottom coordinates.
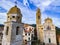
(23, 24, 34, 45)
(36, 8, 57, 45)
(2, 5, 24, 45)
(43, 18, 57, 45)
(0, 25, 4, 45)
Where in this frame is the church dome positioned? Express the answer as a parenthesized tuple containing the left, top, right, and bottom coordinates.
(45, 17, 52, 22)
(7, 6, 21, 14)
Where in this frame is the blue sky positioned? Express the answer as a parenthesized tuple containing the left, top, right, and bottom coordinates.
(0, 0, 60, 27)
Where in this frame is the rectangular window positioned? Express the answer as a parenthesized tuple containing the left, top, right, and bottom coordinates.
(28, 33, 30, 36)
(28, 37, 30, 41)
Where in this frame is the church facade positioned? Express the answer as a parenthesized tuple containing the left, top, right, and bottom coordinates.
(36, 8, 57, 45)
(2, 5, 24, 45)
(1, 2, 57, 45)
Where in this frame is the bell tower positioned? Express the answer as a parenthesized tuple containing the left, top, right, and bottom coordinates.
(2, 2, 23, 45)
(7, 5, 22, 23)
(36, 8, 43, 43)
(36, 8, 41, 24)
(36, 8, 41, 40)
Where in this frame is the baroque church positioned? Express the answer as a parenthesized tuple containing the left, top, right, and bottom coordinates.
(36, 8, 57, 45)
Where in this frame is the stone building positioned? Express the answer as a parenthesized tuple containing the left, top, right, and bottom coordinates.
(43, 18, 57, 45)
(0, 25, 4, 45)
(2, 5, 24, 45)
(36, 8, 57, 45)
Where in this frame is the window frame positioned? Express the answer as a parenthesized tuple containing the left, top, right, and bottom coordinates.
(6, 26, 9, 35)
(49, 38, 51, 43)
(16, 26, 19, 35)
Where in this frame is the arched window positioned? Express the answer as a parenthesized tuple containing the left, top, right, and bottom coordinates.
(49, 38, 51, 43)
(6, 26, 9, 35)
(38, 16, 40, 19)
(16, 26, 19, 35)
(47, 26, 51, 30)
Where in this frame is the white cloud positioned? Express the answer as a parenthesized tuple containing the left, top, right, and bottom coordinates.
(0, 0, 60, 28)
(0, 13, 7, 24)
(15, 1, 36, 24)
(23, 0, 29, 6)
(0, 0, 15, 14)
(0, 0, 36, 24)
(51, 17, 60, 27)
(51, 0, 60, 6)
(29, 0, 55, 12)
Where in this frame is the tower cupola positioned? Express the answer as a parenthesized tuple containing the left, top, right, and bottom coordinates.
(7, 5, 22, 23)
